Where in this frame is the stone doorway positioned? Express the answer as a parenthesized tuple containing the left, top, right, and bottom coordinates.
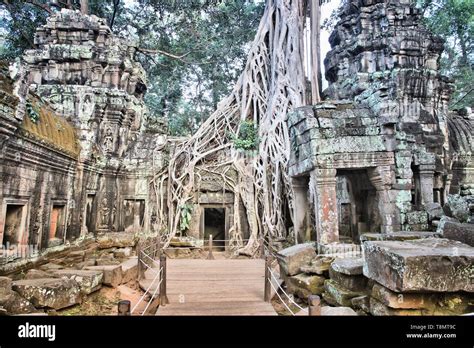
(336, 169, 378, 242)
(123, 199, 146, 233)
(204, 208, 226, 251)
(2, 204, 27, 246)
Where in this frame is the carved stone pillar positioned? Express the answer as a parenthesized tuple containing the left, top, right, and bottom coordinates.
(291, 176, 310, 243)
(311, 168, 338, 244)
(419, 164, 435, 206)
(368, 166, 399, 233)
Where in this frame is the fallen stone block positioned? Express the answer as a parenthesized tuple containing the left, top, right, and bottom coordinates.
(371, 283, 432, 309)
(120, 257, 138, 283)
(444, 194, 471, 223)
(0, 290, 38, 314)
(24, 269, 53, 280)
(51, 269, 103, 295)
(114, 247, 132, 258)
(331, 257, 364, 275)
(360, 231, 441, 243)
(286, 273, 325, 299)
(276, 243, 316, 276)
(321, 306, 357, 316)
(363, 238, 474, 293)
(351, 295, 370, 313)
(0, 277, 37, 314)
(12, 278, 82, 310)
(324, 279, 364, 307)
(97, 232, 137, 249)
(425, 202, 444, 221)
(369, 297, 423, 316)
(299, 256, 334, 275)
(329, 266, 367, 292)
(439, 221, 474, 247)
(85, 265, 122, 287)
(39, 263, 64, 272)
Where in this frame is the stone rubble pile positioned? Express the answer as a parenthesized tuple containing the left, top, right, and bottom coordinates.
(276, 235, 474, 316)
(0, 236, 139, 314)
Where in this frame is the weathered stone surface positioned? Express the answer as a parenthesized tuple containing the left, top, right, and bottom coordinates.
(329, 267, 367, 292)
(324, 279, 364, 307)
(439, 221, 474, 247)
(0, 290, 38, 314)
(0, 276, 12, 291)
(425, 202, 444, 221)
(371, 283, 432, 309)
(276, 243, 316, 276)
(363, 238, 474, 293)
(39, 263, 64, 272)
(321, 306, 357, 316)
(12, 278, 81, 310)
(85, 265, 122, 287)
(351, 295, 370, 313)
(370, 298, 424, 316)
(120, 257, 138, 283)
(299, 256, 334, 275)
(331, 258, 364, 275)
(51, 269, 103, 294)
(97, 233, 137, 249)
(24, 269, 53, 280)
(286, 273, 325, 299)
(443, 194, 471, 223)
(114, 247, 132, 258)
(360, 232, 441, 243)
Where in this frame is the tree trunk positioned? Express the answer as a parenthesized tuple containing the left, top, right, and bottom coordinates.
(80, 0, 89, 15)
(310, 0, 321, 103)
(157, 0, 306, 253)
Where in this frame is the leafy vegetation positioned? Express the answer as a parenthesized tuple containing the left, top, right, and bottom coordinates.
(179, 204, 193, 234)
(418, 0, 474, 109)
(0, 0, 264, 135)
(230, 120, 259, 151)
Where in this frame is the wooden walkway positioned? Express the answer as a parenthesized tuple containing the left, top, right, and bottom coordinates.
(155, 258, 277, 316)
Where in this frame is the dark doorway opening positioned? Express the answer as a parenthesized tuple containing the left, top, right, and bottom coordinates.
(85, 194, 95, 233)
(3, 204, 25, 245)
(204, 208, 226, 251)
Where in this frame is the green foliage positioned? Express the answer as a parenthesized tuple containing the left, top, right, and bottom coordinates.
(0, 1, 264, 135)
(179, 204, 193, 233)
(26, 101, 40, 124)
(418, 0, 474, 108)
(231, 120, 258, 151)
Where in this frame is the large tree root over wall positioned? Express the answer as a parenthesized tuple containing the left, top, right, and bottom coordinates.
(154, 0, 306, 255)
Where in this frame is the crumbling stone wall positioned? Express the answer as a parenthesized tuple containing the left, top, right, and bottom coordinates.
(0, 9, 168, 271)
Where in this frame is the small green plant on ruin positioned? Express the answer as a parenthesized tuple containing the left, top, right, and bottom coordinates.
(179, 204, 193, 235)
(26, 101, 40, 124)
(230, 120, 259, 151)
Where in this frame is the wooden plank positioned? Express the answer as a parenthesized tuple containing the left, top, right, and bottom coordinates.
(154, 258, 277, 316)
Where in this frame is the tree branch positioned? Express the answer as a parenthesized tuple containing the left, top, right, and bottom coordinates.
(23, 0, 54, 14)
(136, 47, 191, 62)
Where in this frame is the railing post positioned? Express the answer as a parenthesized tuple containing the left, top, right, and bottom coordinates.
(118, 300, 131, 316)
(159, 255, 169, 306)
(264, 255, 272, 302)
(308, 295, 321, 316)
(207, 234, 215, 260)
(137, 242, 144, 281)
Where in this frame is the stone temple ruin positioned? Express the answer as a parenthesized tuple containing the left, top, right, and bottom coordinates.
(0, 0, 472, 316)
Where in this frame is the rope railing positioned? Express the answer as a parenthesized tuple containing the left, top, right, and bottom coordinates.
(263, 255, 321, 316)
(131, 266, 163, 315)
